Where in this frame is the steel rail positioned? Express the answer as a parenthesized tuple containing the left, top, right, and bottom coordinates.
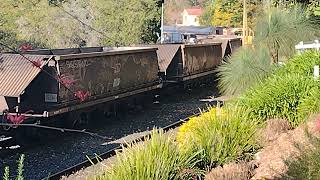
(45, 112, 201, 180)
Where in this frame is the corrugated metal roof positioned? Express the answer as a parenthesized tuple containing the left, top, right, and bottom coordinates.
(0, 54, 51, 97)
(143, 44, 181, 72)
(163, 26, 214, 35)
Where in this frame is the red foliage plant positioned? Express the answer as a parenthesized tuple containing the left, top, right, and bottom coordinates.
(19, 43, 33, 52)
(31, 60, 42, 68)
(6, 114, 27, 125)
(6, 110, 33, 125)
(57, 74, 76, 88)
(74, 90, 90, 102)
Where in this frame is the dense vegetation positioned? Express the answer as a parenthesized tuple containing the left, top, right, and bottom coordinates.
(217, 5, 319, 96)
(0, 0, 161, 51)
(91, 44, 320, 180)
(201, 0, 320, 28)
(2, 1, 320, 179)
(176, 106, 259, 170)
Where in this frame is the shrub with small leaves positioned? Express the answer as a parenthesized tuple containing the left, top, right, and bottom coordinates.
(176, 106, 259, 170)
(297, 86, 320, 121)
(239, 74, 320, 127)
(275, 50, 320, 77)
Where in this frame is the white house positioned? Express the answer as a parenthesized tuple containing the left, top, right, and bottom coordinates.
(182, 8, 203, 26)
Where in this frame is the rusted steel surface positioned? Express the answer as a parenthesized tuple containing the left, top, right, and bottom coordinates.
(199, 37, 242, 58)
(229, 38, 242, 53)
(181, 43, 222, 77)
(24, 47, 104, 55)
(57, 49, 159, 104)
(138, 44, 181, 73)
(0, 54, 51, 97)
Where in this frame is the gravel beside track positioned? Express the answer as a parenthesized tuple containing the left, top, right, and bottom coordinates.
(0, 85, 218, 179)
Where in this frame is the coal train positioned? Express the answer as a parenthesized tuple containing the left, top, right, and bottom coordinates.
(0, 37, 241, 135)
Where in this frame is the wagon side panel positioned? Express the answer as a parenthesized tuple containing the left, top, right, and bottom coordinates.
(57, 50, 159, 105)
(182, 44, 222, 77)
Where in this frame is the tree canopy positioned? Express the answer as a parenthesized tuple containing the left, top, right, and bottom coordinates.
(0, 0, 161, 51)
(200, 0, 319, 28)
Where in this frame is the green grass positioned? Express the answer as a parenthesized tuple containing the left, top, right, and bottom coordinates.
(92, 129, 203, 180)
(2, 154, 24, 180)
(238, 74, 319, 127)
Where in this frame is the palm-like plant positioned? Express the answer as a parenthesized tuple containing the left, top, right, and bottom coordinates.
(216, 5, 319, 96)
(217, 46, 273, 95)
(255, 6, 318, 63)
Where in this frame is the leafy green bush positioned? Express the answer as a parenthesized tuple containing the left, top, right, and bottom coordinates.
(280, 131, 320, 180)
(275, 50, 320, 77)
(92, 129, 202, 180)
(297, 86, 320, 121)
(239, 74, 319, 127)
(217, 46, 273, 96)
(176, 106, 259, 170)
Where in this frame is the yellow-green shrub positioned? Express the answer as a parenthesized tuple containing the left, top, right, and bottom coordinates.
(176, 107, 225, 147)
(176, 106, 259, 169)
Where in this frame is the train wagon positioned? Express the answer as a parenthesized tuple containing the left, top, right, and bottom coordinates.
(199, 37, 242, 58)
(0, 47, 161, 125)
(143, 43, 223, 82)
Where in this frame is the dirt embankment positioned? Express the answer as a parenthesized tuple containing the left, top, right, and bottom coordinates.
(206, 117, 320, 180)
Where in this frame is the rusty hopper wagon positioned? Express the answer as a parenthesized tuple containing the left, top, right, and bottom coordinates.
(139, 43, 223, 83)
(0, 39, 241, 136)
(0, 47, 161, 126)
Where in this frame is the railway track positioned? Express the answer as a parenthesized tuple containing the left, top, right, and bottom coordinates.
(46, 112, 202, 180)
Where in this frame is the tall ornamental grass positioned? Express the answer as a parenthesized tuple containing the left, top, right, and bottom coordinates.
(238, 74, 320, 127)
(176, 106, 259, 170)
(92, 129, 203, 180)
(217, 46, 273, 96)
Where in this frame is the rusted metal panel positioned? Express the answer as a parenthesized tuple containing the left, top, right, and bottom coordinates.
(19, 65, 59, 113)
(229, 38, 242, 53)
(57, 49, 160, 105)
(48, 84, 162, 116)
(198, 37, 242, 58)
(181, 43, 222, 77)
(137, 44, 181, 73)
(0, 54, 51, 97)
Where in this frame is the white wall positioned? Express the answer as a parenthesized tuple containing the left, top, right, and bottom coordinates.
(182, 10, 200, 26)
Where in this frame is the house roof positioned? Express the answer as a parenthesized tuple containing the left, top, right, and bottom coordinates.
(185, 8, 203, 16)
(0, 54, 52, 97)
